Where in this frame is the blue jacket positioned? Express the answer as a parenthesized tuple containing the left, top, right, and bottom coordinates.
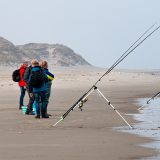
(29, 66, 47, 93)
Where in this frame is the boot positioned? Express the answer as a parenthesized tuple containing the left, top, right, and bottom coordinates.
(42, 109, 49, 118)
(44, 107, 51, 117)
(25, 109, 29, 115)
(35, 115, 40, 119)
(42, 113, 49, 118)
(25, 108, 34, 115)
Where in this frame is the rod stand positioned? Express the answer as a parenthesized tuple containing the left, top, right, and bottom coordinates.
(54, 85, 133, 129)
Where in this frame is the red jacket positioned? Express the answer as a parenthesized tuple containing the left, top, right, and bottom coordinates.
(18, 65, 26, 87)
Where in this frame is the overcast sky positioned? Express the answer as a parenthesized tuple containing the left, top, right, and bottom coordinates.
(0, 0, 160, 69)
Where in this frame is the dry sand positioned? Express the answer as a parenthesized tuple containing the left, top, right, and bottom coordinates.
(0, 67, 160, 160)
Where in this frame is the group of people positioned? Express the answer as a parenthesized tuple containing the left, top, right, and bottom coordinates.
(18, 59, 54, 119)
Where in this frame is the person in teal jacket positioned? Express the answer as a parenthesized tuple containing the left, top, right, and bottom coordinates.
(39, 60, 54, 116)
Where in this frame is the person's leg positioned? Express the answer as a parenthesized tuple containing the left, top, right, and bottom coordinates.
(45, 86, 51, 115)
(19, 87, 26, 109)
(26, 88, 34, 114)
(34, 92, 40, 118)
(40, 91, 48, 118)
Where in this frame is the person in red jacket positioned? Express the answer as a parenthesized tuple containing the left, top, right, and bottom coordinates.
(18, 61, 28, 109)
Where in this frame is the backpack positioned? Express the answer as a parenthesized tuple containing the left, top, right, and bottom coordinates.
(29, 69, 44, 88)
(12, 69, 20, 82)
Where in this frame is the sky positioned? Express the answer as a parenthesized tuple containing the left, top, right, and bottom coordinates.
(0, 0, 160, 69)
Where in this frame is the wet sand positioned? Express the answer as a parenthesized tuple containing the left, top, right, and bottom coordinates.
(120, 98, 160, 160)
(0, 67, 160, 160)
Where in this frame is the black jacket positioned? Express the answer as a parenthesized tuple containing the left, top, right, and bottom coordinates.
(23, 65, 32, 88)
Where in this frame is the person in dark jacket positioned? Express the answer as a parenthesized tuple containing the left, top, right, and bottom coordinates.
(18, 61, 28, 109)
(23, 61, 34, 115)
(39, 61, 54, 116)
(29, 60, 48, 118)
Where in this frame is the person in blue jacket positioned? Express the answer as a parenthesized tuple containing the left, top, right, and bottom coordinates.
(29, 60, 49, 118)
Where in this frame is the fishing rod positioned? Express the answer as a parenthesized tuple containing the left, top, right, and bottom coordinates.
(53, 24, 160, 127)
(138, 91, 160, 110)
(147, 91, 160, 104)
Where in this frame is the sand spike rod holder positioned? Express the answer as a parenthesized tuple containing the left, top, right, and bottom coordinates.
(53, 23, 160, 128)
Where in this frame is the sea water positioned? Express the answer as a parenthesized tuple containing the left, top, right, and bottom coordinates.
(116, 98, 160, 160)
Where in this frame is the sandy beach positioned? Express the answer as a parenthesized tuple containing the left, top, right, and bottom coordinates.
(0, 67, 160, 160)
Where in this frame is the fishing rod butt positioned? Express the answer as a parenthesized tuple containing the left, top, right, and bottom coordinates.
(138, 102, 149, 110)
(52, 116, 64, 127)
(138, 107, 142, 111)
(129, 125, 134, 129)
(130, 126, 134, 129)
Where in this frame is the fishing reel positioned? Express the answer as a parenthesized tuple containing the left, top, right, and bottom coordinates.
(78, 98, 88, 111)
